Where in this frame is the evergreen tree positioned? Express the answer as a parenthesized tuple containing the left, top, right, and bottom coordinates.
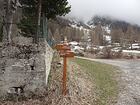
(18, 0, 71, 40)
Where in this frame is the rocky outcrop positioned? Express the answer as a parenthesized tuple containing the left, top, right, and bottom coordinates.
(0, 36, 53, 97)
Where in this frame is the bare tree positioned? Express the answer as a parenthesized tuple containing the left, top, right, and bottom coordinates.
(3, 0, 20, 43)
(111, 28, 123, 43)
(91, 24, 103, 46)
(126, 25, 135, 49)
(53, 28, 61, 43)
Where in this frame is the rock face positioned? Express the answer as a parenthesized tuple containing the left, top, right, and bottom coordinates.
(0, 36, 53, 97)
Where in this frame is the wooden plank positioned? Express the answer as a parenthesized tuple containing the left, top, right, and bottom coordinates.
(65, 51, 74, 57)
(55, 44, 63, 50)
(55, 43, 74, 96)
(55, 44, 70, 51)
(60, 51, 74, 57)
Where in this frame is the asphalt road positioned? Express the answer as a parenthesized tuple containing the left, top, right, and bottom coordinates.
(77, 57, 140, 105)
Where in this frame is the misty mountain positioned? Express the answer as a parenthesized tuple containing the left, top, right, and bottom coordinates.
(48, 15, 140, 45)
(88, 15, 140, 33)
(59, 15, 140, 35)
(55, 16, 90, 29)
(48, 17, 89, 43)
(87, 15, 140, 45)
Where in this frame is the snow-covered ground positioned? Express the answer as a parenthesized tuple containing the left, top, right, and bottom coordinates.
(102, 26, 111, 34)
(69, 41, 84, 54)
(66, 17, 140, 56)
(103, 35, 111, 43)
(123, 50, 140, 54)
(69, 41, 79, 46)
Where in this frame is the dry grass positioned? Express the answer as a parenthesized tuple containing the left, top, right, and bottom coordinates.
(73, 58, 119, 105)
(0, 55, 118, 105)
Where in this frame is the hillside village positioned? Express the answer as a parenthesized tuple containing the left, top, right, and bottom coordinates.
(50, 16, 140, 58)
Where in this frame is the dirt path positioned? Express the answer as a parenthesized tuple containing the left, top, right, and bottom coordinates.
(77, 57, 140, 105)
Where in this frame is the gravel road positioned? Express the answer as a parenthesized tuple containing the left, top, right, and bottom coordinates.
(77, 57, 140, 105)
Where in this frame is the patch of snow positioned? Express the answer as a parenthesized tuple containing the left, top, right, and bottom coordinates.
(88, 39, 91, 42)
(99, 46, 105, 49)
(71, 45, 84, 53)
(69, 41, 79, 46)
(71, 24, 78, 28)
(71, 24, 91, 32)
(111, 47, 122, 52)
(123, 50, 140, 54)
(132, 43, 139, 46)
(86, 45, 91, 50)
(105, 26, 111, 34)
(74, 46, 84, 50)
(102, 26, 111, 34)
(103, 35, 111, 41)
(89, 25, 96, 28)
(79, 26, 84, 30)
(112, 43, 121, 46)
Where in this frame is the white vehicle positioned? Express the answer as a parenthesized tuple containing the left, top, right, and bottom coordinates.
(128, 43, 140, 50)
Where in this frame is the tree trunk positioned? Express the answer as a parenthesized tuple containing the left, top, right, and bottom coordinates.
(35, 0, 42, 43)
(3, 0, 17, 44)
(3, 0, 11, 43)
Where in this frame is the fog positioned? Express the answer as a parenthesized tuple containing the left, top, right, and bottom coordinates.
(67, 0, 140, 25)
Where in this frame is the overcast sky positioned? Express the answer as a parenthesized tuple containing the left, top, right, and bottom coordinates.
(67, 0, 140, 25)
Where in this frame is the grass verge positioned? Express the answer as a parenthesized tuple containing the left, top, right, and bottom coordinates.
(73, 58, 118, 105)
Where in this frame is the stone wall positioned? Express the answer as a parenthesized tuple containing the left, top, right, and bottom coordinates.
(0, 36, 53, 97)
(45, 42, 53, 85)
